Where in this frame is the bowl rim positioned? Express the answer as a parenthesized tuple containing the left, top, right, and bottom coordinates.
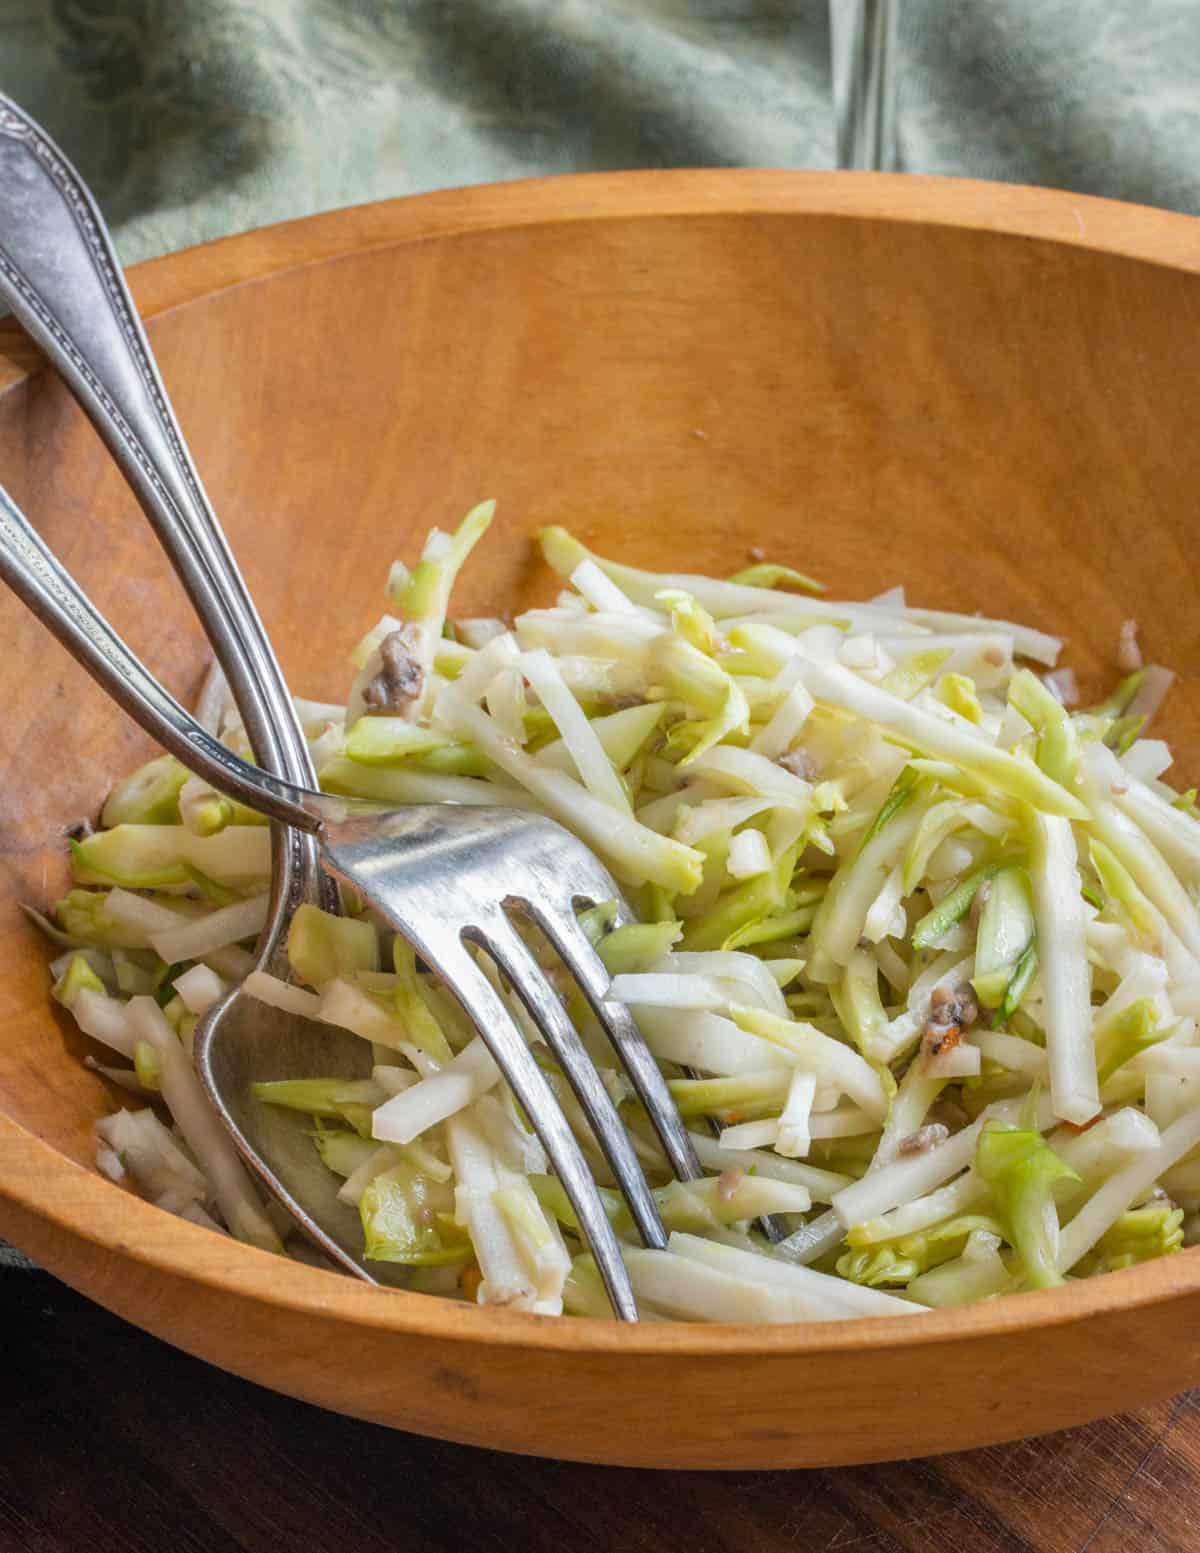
(4, 166, 1200, 1357)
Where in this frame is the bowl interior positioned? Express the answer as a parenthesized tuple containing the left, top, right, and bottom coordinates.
(1, 181, 1198, 1229)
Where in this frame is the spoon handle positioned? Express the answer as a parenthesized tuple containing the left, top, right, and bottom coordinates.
(830, 0, 900, 172)
(0, 95, 331, 924)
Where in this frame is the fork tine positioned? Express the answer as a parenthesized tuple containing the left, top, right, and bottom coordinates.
(471, 914, 667, 1251)
(393, 924, 640, 1321)
(593, 901, 788, 1242)
(594, 907, 787, 1245)
(528, 876, 781, 1247)
(525, 897, 703, 1185)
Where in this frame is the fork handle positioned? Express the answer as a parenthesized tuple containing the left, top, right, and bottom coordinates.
(0, 96, 330, 920)
(0, 481, 323, 833)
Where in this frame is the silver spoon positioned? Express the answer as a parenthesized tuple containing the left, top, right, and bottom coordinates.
(0, 97, 700, 1318)
(830, 0, 900, 172)
(0, 94, 383, 1281)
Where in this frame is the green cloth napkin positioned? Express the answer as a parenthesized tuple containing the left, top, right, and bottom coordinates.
(1, 0, 1199, 273)
(0, 0, 1197, 1269)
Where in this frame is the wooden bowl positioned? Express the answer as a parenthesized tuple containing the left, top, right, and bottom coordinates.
(2, 171, 1199, 1470)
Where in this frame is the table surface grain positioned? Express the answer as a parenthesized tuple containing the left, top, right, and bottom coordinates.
(1, 1272, 1196, 1553)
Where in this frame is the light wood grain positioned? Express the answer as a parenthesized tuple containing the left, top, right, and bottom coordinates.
(1, 171, 1199, 1469)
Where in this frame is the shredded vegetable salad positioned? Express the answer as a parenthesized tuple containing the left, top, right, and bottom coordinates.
(38, 503, 1200, 1321)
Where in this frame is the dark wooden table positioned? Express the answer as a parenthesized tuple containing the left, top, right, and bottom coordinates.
(2, 1268, 1197, 1553)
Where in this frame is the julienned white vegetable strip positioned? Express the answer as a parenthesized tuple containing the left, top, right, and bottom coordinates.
(519, 648, 631, 813)
(634, 1008, 796, 1075)
(653, 950, 789, 1014)
(173, 964, 227, 1016)
(101, 888, 192, 936)
(244, 971, 323, 1018)
(1111, 766, 1200, 876)
(1086, 781, 1200, 960)
(619, 1246, 788, 1323)
(720, 1118, 781, 1150)
(730, 1005, 889, 1120)
(569, 558, 640, 614)
(127, 997, 280, 1251)
(540, 527, 894, 630)
(609, 973, 727, 1011)
(831, 1120, 980, 1229)
(96, 1109, 208, 1202)
(900, 607, 1061, 668)
(806, 805, 928, 982)
(447, 1107, 569, 1314)
(686, 1131, 852, 1198)
(71, 824, 273, 888)
(1029, 812, 1100, 1126)
(971, 1029, 1048, 1079)
(1055, 1106, 1200, 1273)
(794, 660, 1088, 821)
(73, 987, 137, 1059)
(727, 829, 772, 880)
(371, 1039, 500, 1143)
(667, 1234, 924, 1318)
(750, 682, 814, 760)
(320, 756, 533, 810)
(437, 688, 703, 892)
(850, 1171, 986, 1245)
(686, 746, 813, 807)
(45, 509, 1200, 1323)
(776, 1070, 817, 1158)
(536, 703, 665, 777)
(539, 526, 1062, 663)
(831, 1093, 1057, 1229)
(149, 894, 269, 964)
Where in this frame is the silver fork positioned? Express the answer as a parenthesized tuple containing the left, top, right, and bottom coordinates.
(0, 94, 408, 1288)
(0, 479, 701, 1318)
(0, 96, 699, 1318)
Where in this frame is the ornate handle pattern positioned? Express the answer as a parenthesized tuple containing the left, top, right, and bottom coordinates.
(0, 94, 335, 934)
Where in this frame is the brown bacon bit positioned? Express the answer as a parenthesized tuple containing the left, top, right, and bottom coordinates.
(922, 983, 980, 1057)
(363, 626, 424, 714)
(747, 545, 766, 562)
(953, 982, 980, 1029)
(716, 1168, 745, 1203)
(898, 1123, 950, 1156)
(778, 748, 816, 780)
(929, 985, 955, 1018)
(922, 1019, 963, 1058)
